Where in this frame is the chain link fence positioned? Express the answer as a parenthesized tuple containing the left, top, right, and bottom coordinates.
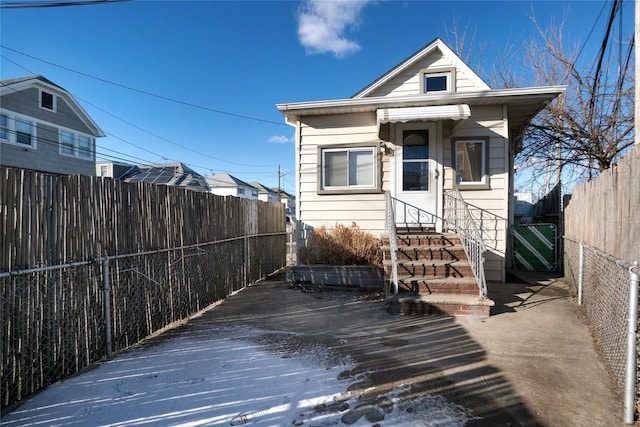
(1, 233, 285, 409)
(563, 237, 637, 403)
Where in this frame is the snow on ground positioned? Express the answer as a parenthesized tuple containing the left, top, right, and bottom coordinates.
(1, 326, 473, 426)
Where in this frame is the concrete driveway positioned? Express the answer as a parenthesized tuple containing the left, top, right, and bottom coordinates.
(2, 271, 623, 426)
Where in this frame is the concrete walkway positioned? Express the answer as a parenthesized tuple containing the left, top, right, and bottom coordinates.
(3, 271, 624, 426)
(210, 271, 623, 426)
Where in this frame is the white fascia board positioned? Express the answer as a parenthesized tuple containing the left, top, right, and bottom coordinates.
(277, 86, 566, 118)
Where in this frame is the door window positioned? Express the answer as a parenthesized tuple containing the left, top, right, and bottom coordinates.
(402, 130, 430, 191)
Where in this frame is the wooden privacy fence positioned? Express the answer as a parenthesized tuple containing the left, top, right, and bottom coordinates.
(0, 167, 286, 409)
(564, 145, 640, 263)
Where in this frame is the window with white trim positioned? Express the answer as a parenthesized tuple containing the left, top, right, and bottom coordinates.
(59, 129, 94, 159)
(60, 130, 75, 155)
(453, 137, 489, 189)
(0, 113, 36, 148)
(40, 90, 56, 111)
(0, 114, 8, 141)
(15, 118, 34, 146)
(319, 145, 379, 193)
(421, 68, 455, 94)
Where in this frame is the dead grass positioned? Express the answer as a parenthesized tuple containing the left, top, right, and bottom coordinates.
(299, 223, 381, 266)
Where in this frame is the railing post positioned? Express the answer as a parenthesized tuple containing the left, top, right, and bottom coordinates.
(624, 262, 639, 424)
(102, 256, 112, 358)
(578, 240, 584, 305)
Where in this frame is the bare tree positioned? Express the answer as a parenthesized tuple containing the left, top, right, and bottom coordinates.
(452, 2, 634, 194)
(517, 8, 635, 191)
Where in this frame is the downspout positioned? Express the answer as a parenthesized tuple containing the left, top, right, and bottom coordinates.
(285, 115, 302, 266)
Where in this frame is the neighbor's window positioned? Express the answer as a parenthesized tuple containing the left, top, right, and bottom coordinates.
(40, 91, 55, 111)
(60, 130, 75, 155)
(100, 165, 108, 176)
(78, 135, 92, 159)
(15, 118, 34, 146)
(453, 137, 489, 189)
(320, 145, 378, 193)
(0, 114, 8, 141)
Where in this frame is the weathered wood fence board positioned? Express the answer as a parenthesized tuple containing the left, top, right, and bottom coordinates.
(1, 167, 286, 409)
(564, 145, 640, 263)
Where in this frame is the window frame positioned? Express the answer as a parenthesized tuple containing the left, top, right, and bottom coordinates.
(0, 114, 8, 142)
(451, 136, 490, 190)
(58, 128, 94, 160)
(317, 142, 382, 195)
(420, 67, 456, 94)
(0, 112, 37, 149)
(39, 90, 57, 112)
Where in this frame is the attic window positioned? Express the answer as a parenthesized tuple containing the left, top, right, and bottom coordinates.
(40, 91, 55, 111)
(421, 68, 455, 94)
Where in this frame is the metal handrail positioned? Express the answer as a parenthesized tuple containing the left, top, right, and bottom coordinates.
(444, 189, 488, 299)
(384, 191, 399, 297)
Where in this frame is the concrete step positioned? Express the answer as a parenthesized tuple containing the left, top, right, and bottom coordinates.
(386, 293, 494, 317)
(396, 276, 479, 295)
(381, 233, 462, 248)
(385, 260, 474, 278)
(381, 244, 466, 262)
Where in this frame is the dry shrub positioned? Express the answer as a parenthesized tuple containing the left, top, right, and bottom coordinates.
(299, 223, 381, 266)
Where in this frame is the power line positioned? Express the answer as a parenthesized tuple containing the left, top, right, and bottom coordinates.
(0, 45, 287, 126)
(0, 0, 128, 9)
(1, 58, 279, 171)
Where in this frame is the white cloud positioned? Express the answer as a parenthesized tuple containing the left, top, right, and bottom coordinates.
(268, 135, 293, 144)
(296, 0, 370, 58)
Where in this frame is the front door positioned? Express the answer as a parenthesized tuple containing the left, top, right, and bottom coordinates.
(392, 122, 442, 230)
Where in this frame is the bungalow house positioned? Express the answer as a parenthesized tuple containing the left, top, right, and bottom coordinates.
(0, 75, 105, 176)
(277, 39, 564, 314)
(207, 173, 258, 199)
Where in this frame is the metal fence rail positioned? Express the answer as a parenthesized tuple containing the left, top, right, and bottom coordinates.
(563, 237, 637, 416)
(1, 233, 285, 409)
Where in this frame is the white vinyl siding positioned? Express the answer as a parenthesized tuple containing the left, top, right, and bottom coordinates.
(366, 53, 483, 98)
(298, 112, 388, 236)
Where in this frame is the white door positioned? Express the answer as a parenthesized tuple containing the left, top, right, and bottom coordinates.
(392, 122, 442, 230)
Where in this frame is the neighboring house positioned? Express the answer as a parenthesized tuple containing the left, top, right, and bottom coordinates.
(121, 162, 210, 192)
(0, 75, 105, 176)
(96, 161, 133, 179)
(207, 173, 258, 199)
(249, 182, 280, 203)
(277, 38, 564, 283)
(272, 187, 296, 218)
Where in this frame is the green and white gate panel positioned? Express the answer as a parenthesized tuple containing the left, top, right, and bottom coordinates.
(512, 224, 557, 271)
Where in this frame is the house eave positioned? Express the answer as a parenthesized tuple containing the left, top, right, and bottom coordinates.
(277, 86, 566, 128)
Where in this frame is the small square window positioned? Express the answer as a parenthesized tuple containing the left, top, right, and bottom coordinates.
(41, 91, 55, 110)
(452, 137, 489, 189)
(421, 68, 455, 94)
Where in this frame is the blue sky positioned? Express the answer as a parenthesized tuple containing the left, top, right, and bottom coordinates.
(0, 0, 632, 193)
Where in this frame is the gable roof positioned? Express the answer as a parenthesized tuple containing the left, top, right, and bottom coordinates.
(121, 162, 210, 192)
(207, 173, 254, 189)
(0, 75, 105, 137)
(250, 182, 278, 196)
(352, 38, 490, 99)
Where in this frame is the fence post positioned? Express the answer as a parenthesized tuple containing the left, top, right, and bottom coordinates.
(102, 256, 112, 358)
(242, 236, 247, 288)
(624, 262, 639, 424)
(578, 241, 584, 305)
